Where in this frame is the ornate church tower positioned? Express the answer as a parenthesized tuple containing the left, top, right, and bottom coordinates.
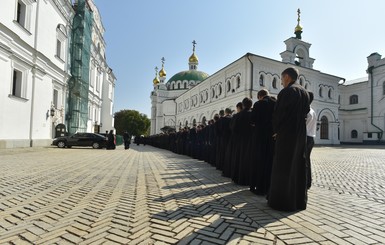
(280, 9, 315, 68)
(189, 40, 199, 71)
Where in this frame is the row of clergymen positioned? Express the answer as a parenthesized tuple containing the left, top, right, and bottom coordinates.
(145, 89, 278, 197)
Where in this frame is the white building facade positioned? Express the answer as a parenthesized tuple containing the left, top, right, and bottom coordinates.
(87, 0, 116, 134)
(0, 0, 73, 148)
(339, 52, 385, 144)
(151, 19, 344, 145)
(0, 0, 115, 148)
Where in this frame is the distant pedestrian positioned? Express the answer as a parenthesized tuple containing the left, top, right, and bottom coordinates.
(107, 130, 116, 150)
(123, 131, 131, 150)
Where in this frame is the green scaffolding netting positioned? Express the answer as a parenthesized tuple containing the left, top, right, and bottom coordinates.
(66, 0, 93, 134)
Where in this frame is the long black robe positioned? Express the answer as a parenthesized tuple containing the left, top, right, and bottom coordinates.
(234, 109, 253, 186)
(268, 83, 310, 211)
(220, 115, 232, 177)
(250, 96, 276, 195)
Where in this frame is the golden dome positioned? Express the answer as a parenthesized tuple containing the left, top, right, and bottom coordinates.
(295, 24, 303, 33)
(153, 66, 160, 85)
(159, 67, 166, 77)
(189, 53, 199, 63)
(153, 76, 160, 85)
(159, 57, 166, 77)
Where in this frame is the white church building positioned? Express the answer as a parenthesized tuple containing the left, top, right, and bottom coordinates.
(0, 0, 115, 148)
(150, 10, 385, 145)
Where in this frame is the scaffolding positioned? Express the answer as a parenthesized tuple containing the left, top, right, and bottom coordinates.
(66, 0, 93, 134)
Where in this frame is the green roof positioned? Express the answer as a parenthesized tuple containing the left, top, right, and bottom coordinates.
(167, 70, 209, 83)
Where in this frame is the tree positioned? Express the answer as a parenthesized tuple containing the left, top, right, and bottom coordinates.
(114, 110, 151, 136)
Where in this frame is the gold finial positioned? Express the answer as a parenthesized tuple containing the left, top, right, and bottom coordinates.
(159, 57, 166, 77)
(295, 8, 303, 39)
(189, 40, 199, 63)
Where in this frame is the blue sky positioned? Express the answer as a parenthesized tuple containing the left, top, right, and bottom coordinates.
(94, 0, 385, 117)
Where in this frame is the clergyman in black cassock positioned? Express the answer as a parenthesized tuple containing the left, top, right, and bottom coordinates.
(268, 67, 310, 212)
(250, 89, 276, 195)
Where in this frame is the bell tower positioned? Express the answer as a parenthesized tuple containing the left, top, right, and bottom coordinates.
(280, 9, 315, 69)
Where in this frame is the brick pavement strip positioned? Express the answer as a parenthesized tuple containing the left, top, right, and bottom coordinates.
(1, 145, 385, 244)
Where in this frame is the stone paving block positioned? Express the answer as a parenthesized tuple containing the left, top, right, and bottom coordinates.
(106, 233, 131, 244)
(151, 234, 179, 244)
(344, 229, 378, 244)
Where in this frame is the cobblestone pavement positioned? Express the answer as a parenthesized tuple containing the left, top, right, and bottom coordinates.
(0, 145, 385, 244)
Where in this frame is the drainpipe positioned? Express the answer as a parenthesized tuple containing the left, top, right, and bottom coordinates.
(368, 66, 383, 140)
(246, 53, 254, 99)
(29, 0, 41, 147)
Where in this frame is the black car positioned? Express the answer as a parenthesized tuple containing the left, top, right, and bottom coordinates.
(52, 133, 108, 149)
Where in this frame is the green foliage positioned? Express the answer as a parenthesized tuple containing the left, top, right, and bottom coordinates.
(114, 110, 150, 136)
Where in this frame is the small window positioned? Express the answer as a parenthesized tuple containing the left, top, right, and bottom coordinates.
(272, 78, 277, 89)
(383, 81, 385, 95)
(368, 133, 372, 138)
(12, 69, 23, 97)
(96, 71, 101, 92)
(16, 1, 27, 27)
(349, 95, 358, 104)
(237, 77, 241, 88)
(320, 116, 329, 139)
(56, 24, 67, 61)
(259, 75, 264, 86)
(299, 78, 304, 86)
(227, 80, 231, 92)
(15, 0, 33, 31)
(53, 89, 59, 109)
(184, 82, 187, 89)
(218, 85, 222, 96)
(56, 40, 62, 58)
(177, 83, 180, 89)
(351, 130, 358, 139)
(319, 87, 323, 97)
(328, 89, 332, 99)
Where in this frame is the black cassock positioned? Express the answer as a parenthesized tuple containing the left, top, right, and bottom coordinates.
(250, 96, 276, 195)
(234, 109, 253, 186)
(268, 83, 310, 211)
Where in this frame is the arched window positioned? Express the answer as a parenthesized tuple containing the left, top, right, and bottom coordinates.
(218, 84, 222, 96)
(185, 121, 188, 127)
(237, 77, 241, 88)
(211, 88, 215, 98)
(320, 116, 329, 139)
(272, 78, 277, 89)
(328, 88, 332, 99)
(299, 78, 304, 86)
(184, 82, 187, 89)
(259, 75, 264, 86)
(192, 119, 197, 126)
(227, 80, 231, 92)
(351, 130, 358, 139)
(383, 81, 385, 95)
(349, 95, 358, 104)
(319, 87, 323, 97)
(177, 83, 180, 89)
(305, 83, 308, 90)
(202, 116, 206, 125)
(172, 83, 174, 90)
